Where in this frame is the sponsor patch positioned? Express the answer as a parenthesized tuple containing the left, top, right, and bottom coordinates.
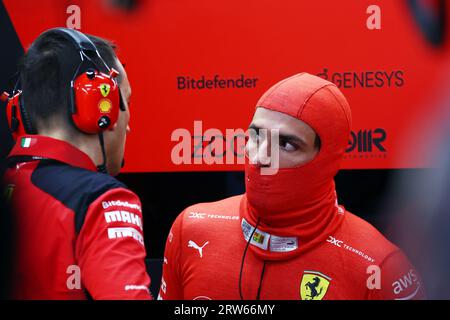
(104, 210, 143, 231)
(108, 227, 144, 246)
(270, 235, 298, 252)
(241, 218, 270, 250)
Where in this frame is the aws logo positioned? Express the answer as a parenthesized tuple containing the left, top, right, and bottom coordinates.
(300, 270, 332, 300)
(392, 269, 421, 300)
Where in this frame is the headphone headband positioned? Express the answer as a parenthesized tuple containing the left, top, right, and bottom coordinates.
(40, 28, 111, 72)
(41, 28, 97, 53)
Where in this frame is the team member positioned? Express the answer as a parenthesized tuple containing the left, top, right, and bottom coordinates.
(3, 28, 151, 299)
(159, 73, 425, 300)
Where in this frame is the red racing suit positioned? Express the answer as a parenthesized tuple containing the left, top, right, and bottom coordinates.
(4, 135, 151, 299)
(159, 195, 425, 300)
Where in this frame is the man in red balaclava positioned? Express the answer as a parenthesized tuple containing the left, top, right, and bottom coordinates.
(158, 73, 425, 300)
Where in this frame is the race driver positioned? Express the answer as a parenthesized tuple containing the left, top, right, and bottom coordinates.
(3, 29, 151, 299)
(158, 73, 425, 300)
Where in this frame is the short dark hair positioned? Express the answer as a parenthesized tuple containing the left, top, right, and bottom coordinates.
(18, 31, 120, 133)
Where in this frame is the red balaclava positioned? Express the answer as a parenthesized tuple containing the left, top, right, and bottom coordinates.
(242, 72, 352, 260)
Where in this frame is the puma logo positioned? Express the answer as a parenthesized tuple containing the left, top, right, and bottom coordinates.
(188, 240, 209, 258)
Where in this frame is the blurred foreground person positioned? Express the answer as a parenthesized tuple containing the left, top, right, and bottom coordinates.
(385, 101, 450, 299)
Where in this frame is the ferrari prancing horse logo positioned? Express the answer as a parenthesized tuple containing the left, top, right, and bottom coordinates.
(300, 270, 332, 300)
(100, 83, 111, 97)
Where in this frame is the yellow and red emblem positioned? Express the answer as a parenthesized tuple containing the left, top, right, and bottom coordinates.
(98, 98, 112, 113)
(100, 83, 111, 97)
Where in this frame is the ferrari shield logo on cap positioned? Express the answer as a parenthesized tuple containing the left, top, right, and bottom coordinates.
(98, 99, 112, 113)
(100, 83, 111, 97)
(300, 270, 331, 300)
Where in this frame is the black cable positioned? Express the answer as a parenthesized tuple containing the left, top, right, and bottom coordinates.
(256, 261, 266, 300)
(10, 76, 35, 134)
(18, 92, 35, 134)
(96, 131, 108, 173)
(238, 217, 260, 300)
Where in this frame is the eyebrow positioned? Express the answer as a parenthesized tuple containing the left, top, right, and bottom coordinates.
(248, 124, 307, 147)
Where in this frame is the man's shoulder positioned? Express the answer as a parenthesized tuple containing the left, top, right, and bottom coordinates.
(183, 194, 243, 216)
(32, 160, 131, 231)
(175, 194, 244, 231)
(332, 211, 399, 264)
(32, 160, 127, 197)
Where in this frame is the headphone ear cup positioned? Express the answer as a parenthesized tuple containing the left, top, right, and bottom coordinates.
(4, 91, 28, 140)
(71, 70, 120, 134)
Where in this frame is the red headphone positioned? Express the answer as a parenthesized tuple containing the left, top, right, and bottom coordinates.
(1, 28, 123, 141)
(1, 90, 26, 141)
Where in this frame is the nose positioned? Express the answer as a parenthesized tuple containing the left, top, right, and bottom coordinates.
(126, 125, 131, 134)
(247, 138, 271, 167)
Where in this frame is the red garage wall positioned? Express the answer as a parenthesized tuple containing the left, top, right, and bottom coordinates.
(4, 0, 450, 171)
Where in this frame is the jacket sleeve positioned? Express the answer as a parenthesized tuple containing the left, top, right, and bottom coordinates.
(75, 188, 152, 300)
(158, 212, 184, 300)
(367, 250, 426, 300)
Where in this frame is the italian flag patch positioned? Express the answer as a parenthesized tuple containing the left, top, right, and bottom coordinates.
(21, 137, 31, 148)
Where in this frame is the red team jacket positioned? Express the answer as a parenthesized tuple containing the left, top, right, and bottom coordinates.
(159, 73, 425, 300)
(4, 135, 151, 299)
